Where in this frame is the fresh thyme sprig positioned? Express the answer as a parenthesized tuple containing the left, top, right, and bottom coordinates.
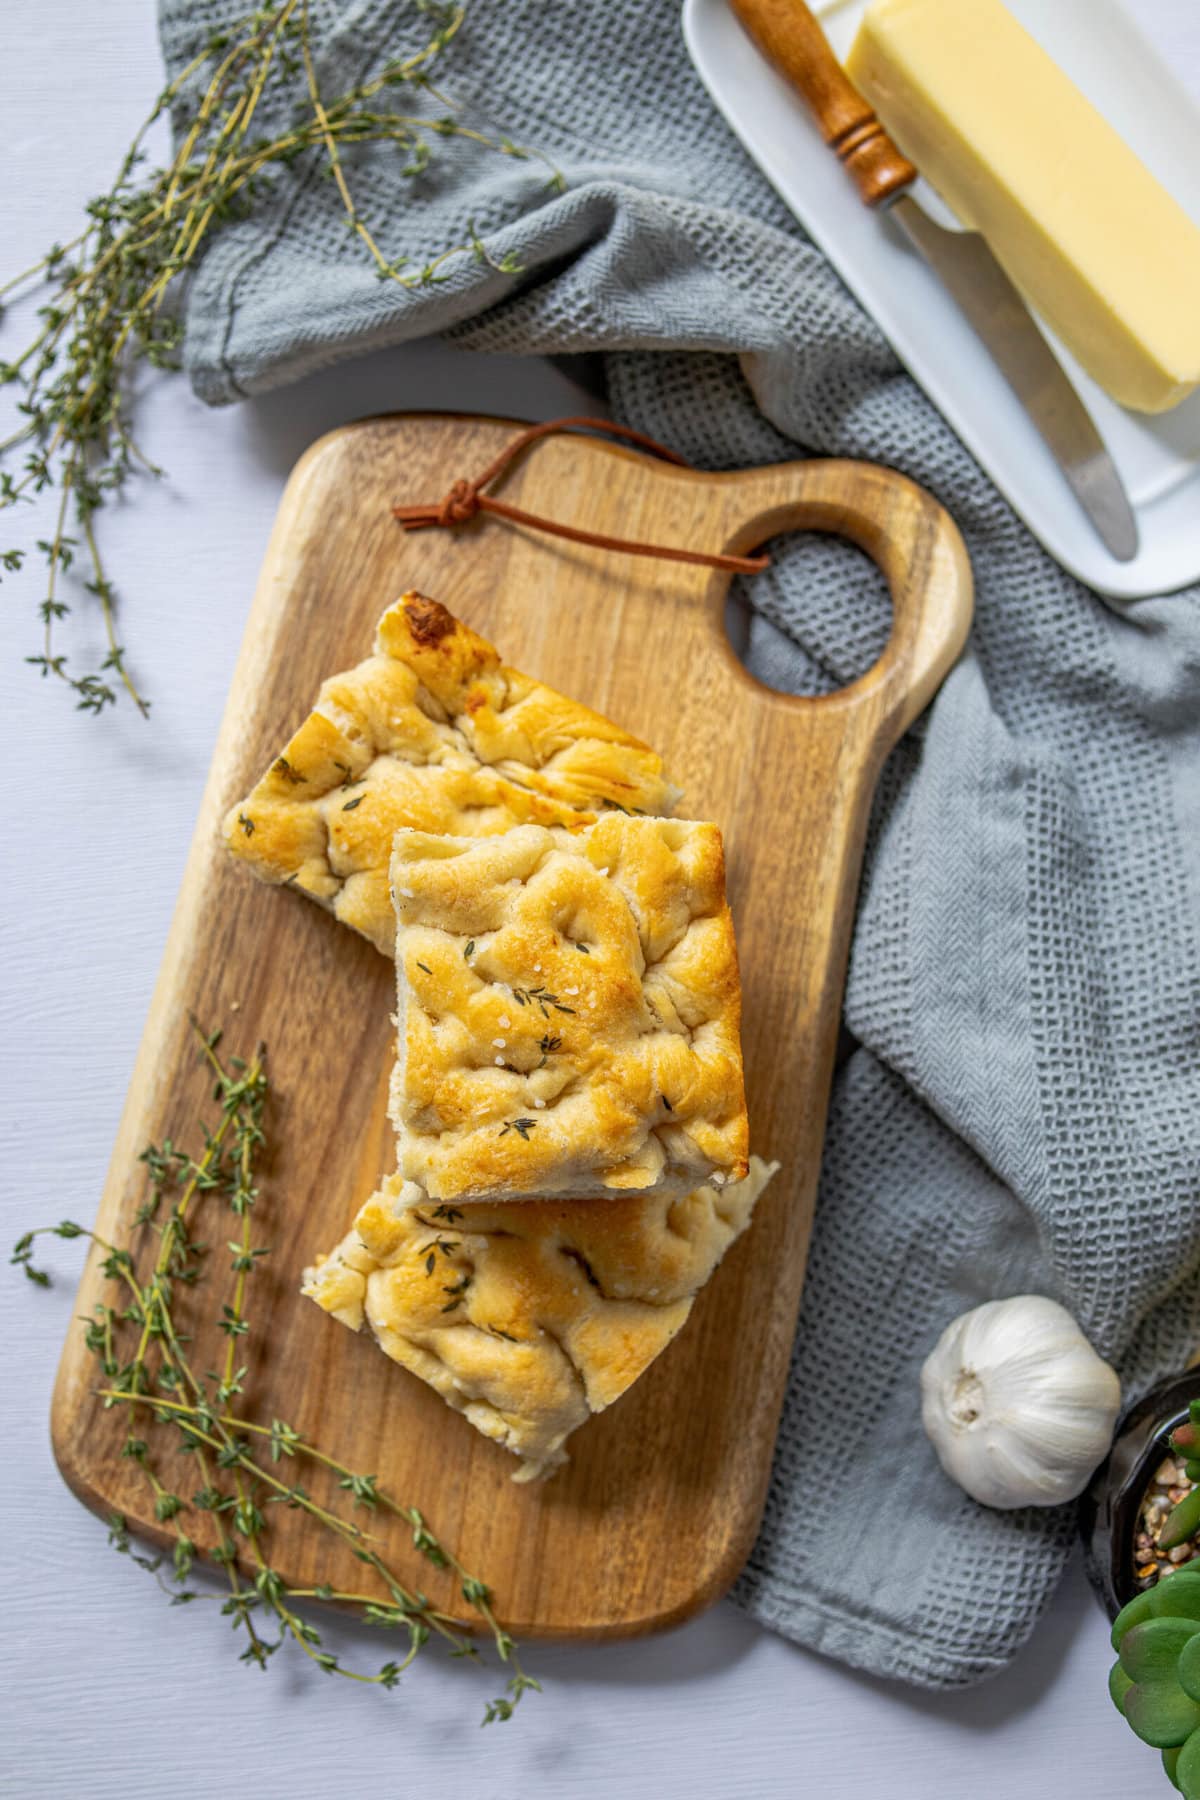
(14, 1017, 538, 1721)
(0, 0, 561, 715)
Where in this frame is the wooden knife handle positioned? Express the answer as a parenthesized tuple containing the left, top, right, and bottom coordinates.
(729, 0, 916, 207)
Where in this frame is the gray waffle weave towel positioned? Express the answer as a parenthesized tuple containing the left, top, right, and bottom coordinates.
(159, 0, 1200, 1688)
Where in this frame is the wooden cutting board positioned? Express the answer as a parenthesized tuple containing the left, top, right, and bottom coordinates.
(51, 413, 971, 1639)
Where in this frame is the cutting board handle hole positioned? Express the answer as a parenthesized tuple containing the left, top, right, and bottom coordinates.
(723, 529, 894, 698)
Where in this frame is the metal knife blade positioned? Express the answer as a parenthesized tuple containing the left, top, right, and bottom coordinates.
(888, 195, 1138, 561)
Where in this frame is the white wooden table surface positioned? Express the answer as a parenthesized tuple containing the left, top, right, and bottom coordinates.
(3, 4, 1195, 1794)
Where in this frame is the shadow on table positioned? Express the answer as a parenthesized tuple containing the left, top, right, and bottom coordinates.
(529, 1546, 1096, 1732)
(798, 1550, 1098, 1732)
(240, 344, 610, 479)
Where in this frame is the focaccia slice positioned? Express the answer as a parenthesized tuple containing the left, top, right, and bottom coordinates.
(390, 815, 749, 1204)
(223, 592, 680, 956)
(302, 1157, 778, 1479)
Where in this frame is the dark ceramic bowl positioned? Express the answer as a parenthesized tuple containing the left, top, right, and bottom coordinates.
(1080, 1369, 1200, 1620)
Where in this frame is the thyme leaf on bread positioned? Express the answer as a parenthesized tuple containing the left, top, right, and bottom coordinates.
(14, 1018, 538, 1721)
(440, 1270, 473, 1314)
(0, 1, 562, 715)
(510, 986, 574, 1019)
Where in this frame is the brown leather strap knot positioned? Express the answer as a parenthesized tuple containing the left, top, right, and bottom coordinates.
(393, 415, 770, 576)
(436, 478, 479, 526)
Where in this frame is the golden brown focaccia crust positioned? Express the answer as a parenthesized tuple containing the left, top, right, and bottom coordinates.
(389, 815, 750, 1204)
(302, 1157, 777, 1478)
(223, 593, 681, 956)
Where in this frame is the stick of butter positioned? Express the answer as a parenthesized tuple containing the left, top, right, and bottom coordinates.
(846, 0, 1200, 414)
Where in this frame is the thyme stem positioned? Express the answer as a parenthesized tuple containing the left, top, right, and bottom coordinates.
(1, 2, 561, 715)
(16, 1017, 535, 1717)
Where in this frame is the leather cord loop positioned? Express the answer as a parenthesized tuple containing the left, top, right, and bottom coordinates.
(392, 415, 771, 576)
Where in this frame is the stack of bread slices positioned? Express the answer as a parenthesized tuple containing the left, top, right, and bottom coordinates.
(225, 592, 774, 1479)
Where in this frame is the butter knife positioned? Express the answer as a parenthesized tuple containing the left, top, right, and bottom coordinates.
(729, 0, 1139, 562)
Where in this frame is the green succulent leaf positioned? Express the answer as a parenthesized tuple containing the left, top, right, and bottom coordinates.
(1122, 1619, 1200, 1747)
(1176, 1727, 1200, 1799)
(1180, 1635, 1200, 1705)
(1162, 1489, 1200, 1552)
(1126, 1683, 1200, 1751)
(1123, 1618, 1200, 1682)
(1116, 1576, 1200, 1653)
(1154, 1580, 1200, 1627)
(1164, 1746, 1183, 1793)
(1109, 1661, 1134, 1715)
(1113, 1588, 1159, 1649)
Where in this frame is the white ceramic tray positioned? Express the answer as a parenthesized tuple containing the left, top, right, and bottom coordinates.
(683, 0, 1200, 597)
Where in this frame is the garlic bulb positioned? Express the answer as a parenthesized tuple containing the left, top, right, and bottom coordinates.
(920, 1295, 1121, 1509)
